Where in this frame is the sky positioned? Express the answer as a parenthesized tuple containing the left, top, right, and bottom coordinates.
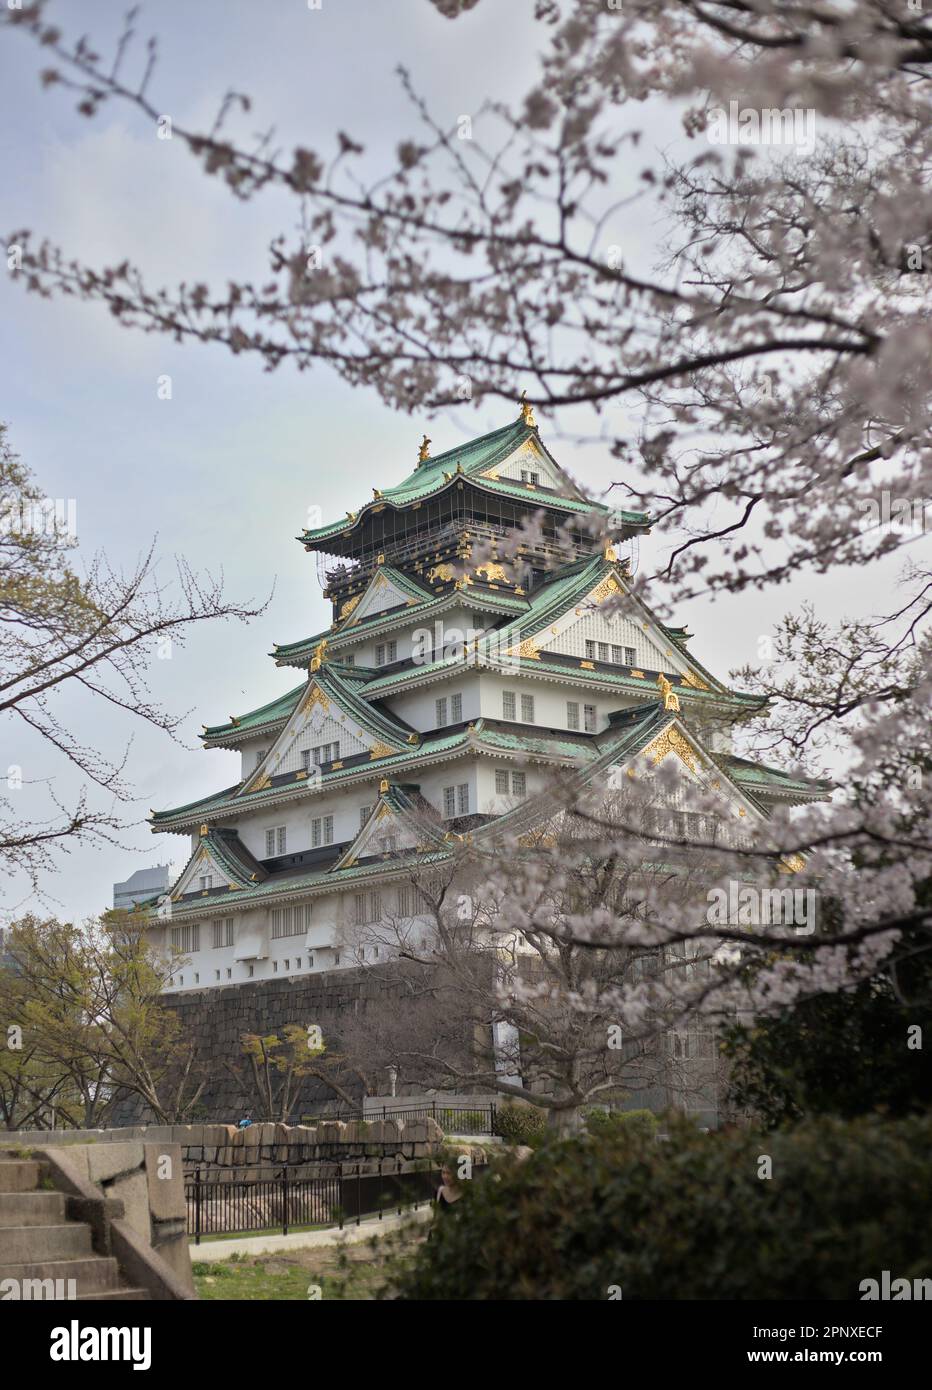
(0, 0, 904, 924)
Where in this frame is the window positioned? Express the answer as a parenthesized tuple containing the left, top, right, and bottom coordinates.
(443, 786, 456, 818)
(344, 654, 355, 666)
(212, 917, 233, 949)
(451, 693, 462, 722)
(311, 815, 333, 848)
(171, 924, 200, 954)
(511, 771, 526, 798)
(567, 701, 580, 730)
(301, 749, 312, 773)
(376, 641, 397, 666)
(598, 642, 609, 662)
(266, 826, 286, 857)
(359, 804, 372, 828)
(585, 640, 596, 660)
(457, 783, 469, 815)
(520, 469, 540, 485)
(435, 697, 447, 726)
(520, 694, 535, 723)
(198, 874, 212, 892)
(609, 644, 637, 666)
(271, 904, 310, 939)
(353, 892, 382, 925)
(397, 885, 411, 916)
(502, 690, 516, 720)
(255, 749, 265, 768)
(495, 769, 510, 794)
(625, 646, 636, 665)
(584, 704, 597, 733)
(311, 742, 339, 766)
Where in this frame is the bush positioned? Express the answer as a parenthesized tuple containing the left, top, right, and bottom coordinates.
(492, 1102, 547, 1148)
(585, 1107, 659, 1140)
(392, 1111, 932, 1300)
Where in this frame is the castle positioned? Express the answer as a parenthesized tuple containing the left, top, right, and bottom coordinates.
(142, 402, 826, 992)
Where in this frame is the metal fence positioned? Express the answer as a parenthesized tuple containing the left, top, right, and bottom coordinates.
(298, 1101, 497, 1136)
(186, 1160, 441, 1244)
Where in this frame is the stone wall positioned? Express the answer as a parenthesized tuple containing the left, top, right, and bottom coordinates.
(110, 964, 412, 1126)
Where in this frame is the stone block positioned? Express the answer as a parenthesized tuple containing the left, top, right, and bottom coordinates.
(87, 1141, 144, 1185)
(107, 1168, 150, 1241)
(144, 1143, 186, 1222)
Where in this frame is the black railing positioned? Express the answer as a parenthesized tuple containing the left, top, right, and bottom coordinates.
(186, 1160, 440, 1244)
(297, 1101, 497, 1136)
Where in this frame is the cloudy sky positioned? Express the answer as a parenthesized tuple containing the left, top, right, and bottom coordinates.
(0, 0, 899, 923)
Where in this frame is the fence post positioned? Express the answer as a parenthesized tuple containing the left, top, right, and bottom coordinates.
(194, 1168, 202, 1246)
(490, 1102, 496, 1135)
(356, 1161, 361, 1227)
(378, 1157, 383, 1221)
(282, 1167, 289, 1238)
(339, 1168, 344, 1231)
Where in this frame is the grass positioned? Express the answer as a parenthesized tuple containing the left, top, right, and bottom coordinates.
(192, 1228, 424, 1301)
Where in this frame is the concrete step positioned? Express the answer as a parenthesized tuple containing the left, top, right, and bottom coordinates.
(0, 1255, 122, 1296)
(0, 1223, 93, 1263)
(0, 1161, 40, 1193)
(0, 1191, 66, 1226)
(77, 1287, 151, 1301)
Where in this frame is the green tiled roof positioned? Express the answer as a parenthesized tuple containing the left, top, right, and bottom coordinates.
(203, 683, 305, 742)
(272, 588, 529, 670)
(298, 418, 649, 548)
(723, 755, 832, 798)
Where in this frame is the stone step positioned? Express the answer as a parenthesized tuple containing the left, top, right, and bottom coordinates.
(0, 1161, 40, 1193)
(0, 1255, 122, 1297)
(0, 1191, 66, 1226)
(76, 1287, 151, 1301)
(0, 1223, 93, 1263)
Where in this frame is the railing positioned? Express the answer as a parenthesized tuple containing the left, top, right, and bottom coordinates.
(298, 1101, 497, 1136)
(186, 1159, 440, 1244)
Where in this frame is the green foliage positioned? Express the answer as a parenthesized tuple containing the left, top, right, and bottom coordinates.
(722, 938, 932, 1126)
(492, 1102, 547, 1148)
(585, 1107, 659, 1140)
(393, 1112, 932, 1300)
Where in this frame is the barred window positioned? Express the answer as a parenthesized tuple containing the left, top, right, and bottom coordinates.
(457, 783, 469, 815)
(171, 924, 200, 954)
(451, 693, 462, 722)
(495, 769, 510, 794)
(584, 704, 597, 733)
(567, 701, 580, 730)
(520, 694, 535, 723)
(359, 804, 372, 829)
(443, 786, 456, 818)
(598, 642, 610, 662)
(585, 640, 596, 660)
(271, 904, 310, 939)
(397, 885, 411, 916)
(198, 874, 212, 892)
(212, 917, 233, 949)
(511, 772, 526, 797)
(502, 690, 516, 720)
(354, 892, 382, 925)
(435, 697, 447, 726)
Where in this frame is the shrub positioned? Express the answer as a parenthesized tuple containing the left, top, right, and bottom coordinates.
(585, 1107, 659, 1140)
(492, 1102, 547, 1148)
(392, 1111, 932, 1300)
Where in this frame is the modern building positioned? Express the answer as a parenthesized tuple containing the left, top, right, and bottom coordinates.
(139, 403, 828, 992)
(113, 864, 171, 912)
